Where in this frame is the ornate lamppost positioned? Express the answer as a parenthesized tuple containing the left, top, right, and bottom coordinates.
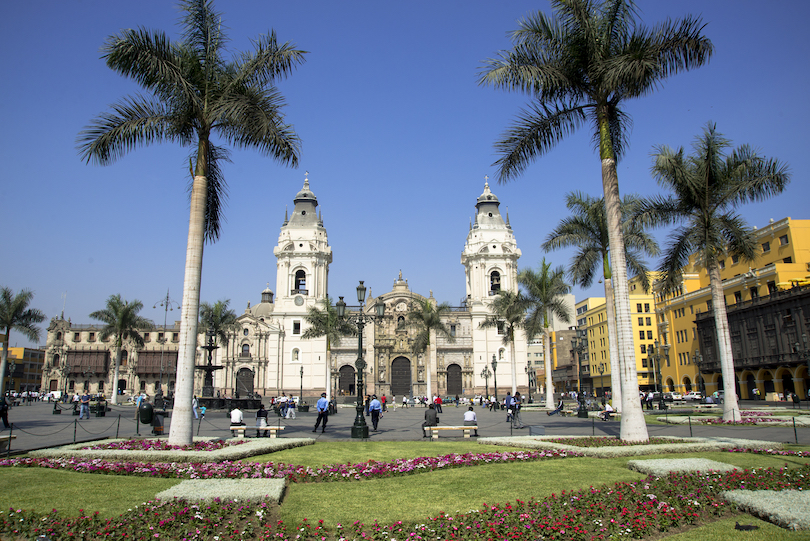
(491, 354, 498, 404)
(480, 366, 491, 399)
(153, 290, 180, 398)
(650, 340, 669, 410)
(299, 365, 304, 406)
(336, 281, 385, 439)
(571, 329, 588, 418)
(525, 360, 533, 403)
(693, 351, 706, 398)
(596, 363, 606, 405)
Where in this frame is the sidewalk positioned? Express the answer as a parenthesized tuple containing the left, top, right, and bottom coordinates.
(2, 400, 808, 454)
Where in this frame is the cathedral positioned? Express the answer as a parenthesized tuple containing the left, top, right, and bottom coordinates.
(41, 177, 529, 401)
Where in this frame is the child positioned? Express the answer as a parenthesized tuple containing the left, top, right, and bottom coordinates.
(200, 405, 207, 419)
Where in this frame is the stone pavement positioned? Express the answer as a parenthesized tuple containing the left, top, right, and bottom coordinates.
(2, 400, 808, 454)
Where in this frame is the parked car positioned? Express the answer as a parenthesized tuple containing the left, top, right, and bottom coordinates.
(669, 392, 683, 400)
(684, 391, 703, 401)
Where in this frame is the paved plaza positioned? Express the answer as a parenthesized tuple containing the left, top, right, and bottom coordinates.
(2, 400, 808, 454)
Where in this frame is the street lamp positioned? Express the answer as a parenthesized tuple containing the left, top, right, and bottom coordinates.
(491, 354, 498, 403)
(153, 290, 180, 397)
(693, 351, 706, 398)
(596, 363, 606, 405)
(61, 363, 71, 400)
(336, 281, 385, 439)
(7, 360, 16, 393)
(525, 360, 533, 403)
(299, 365, 304, 407)
(650, 340, 669, 410)
(480, 366, 492, 398)
(571, 329, 588, 418)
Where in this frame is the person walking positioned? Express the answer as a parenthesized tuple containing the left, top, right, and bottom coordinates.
(402, 395, 408, 408)
(313, 392, 329, 433)
(0, 395, 10, 429)
(256, 404, 269, 437)
(381, 394, 387, 412)
(192, 395, 199, 419)
(504, 392, 513, 423)
(286, 398, 296, 419)
(79, 392, 91, 420)
(435, 395, 443, 413)
(463, 406, 478, 436)
(512, 392, 525, 428)
(422, 403, 438, 437)
(369, 394, 382, 431)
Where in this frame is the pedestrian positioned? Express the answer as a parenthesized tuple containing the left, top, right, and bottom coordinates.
(422, 403, 438, 437)
(79, 391, 91, 420)
(278, 394, 288, 417)
(0, 395, 10, 429)
(192, 395, 199, 419)
(369, 394, 382, 431)
(504, 392, 513, 423)
(512, 392, 525, 428)
(463, 406, 478, 436)
(381, 394, 387, 412)
(286, 397, 296, 419)
(256, 404, 269, 437)
(364, 394, 371, 416)
(230, 406, 244, 437)
(200, 405, 206, 420)
(403, 395, 408, 408)
(435, 395, 443, 413)
(313, 392, 329, 433)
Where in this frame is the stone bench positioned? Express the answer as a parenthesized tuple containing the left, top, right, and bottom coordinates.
(0, 434, 16, 452)
(693, 404, 719, 410)
(423, 425, 477, 439)
(230, 425, 285, 438)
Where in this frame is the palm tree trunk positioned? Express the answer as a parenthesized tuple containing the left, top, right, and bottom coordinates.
(0, 334, 10, 398)
(168, 173, 207, 446)
(601, 154, 648, 441)
(604, 277, 622, 412)
(544, 327, 554, 409)
(110, 344, 122, 405)
(510, 337, 517, 395)
(708, 262, 741, 421)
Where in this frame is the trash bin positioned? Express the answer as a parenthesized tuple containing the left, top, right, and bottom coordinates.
(529, 426, 545, 436)
(139, 401, 154, 424)
(95, 401, 107, 417)
(152, 413, 164, 435)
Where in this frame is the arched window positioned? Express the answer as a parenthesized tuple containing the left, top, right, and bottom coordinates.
(241, 344, 250, 357)
(120, 350, 128, 366)
(53, 354, 60, 366)
(490, 271, 501, 295)
(56, 332, 62, 340)
(294, 270, 307, 294)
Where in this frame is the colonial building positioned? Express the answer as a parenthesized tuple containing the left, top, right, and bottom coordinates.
(40, 178, 529, 401)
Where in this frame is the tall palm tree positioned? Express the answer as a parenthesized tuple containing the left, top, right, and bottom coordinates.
(519, 260, 572, 410)
(635, 123, 790, 421)
(198, 299, 238, 350)
(90, 295, 153, 405)
(0, 287, 45, 394)
(302, 296, 357, 399)
(479, 0, 712, 441)
(479, 290, 531, 395)
(408, 298, 454, 398)
(78, 0, 305, 444)
(542, 192, 659, 411)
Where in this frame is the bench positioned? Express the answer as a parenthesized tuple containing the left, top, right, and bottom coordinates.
(0, 434, 16, 452)
(230, 425, 285, 438)
(693, 404, 719, 410)
(559, 409, 577, 417)
(423, 426, 477, 439)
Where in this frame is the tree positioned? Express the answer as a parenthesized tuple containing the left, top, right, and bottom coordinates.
(0, 287, 45, 394)
(302, 296, 356, 399)
(479, 0, 712, 441)
(518, 260, 572, 409)
(635, 123, 790, 421)
(542, 192, 659, 411)
(408, 298, 454, 398)
(78, 0, 305, 444)
(479, 290, 531, 396)
(89, 294, 153, 404)
(198, 299, 238, 348)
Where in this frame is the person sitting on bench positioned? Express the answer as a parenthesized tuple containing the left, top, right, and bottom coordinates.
(547, 398, 564, 416)
(599, 403, 615, 421)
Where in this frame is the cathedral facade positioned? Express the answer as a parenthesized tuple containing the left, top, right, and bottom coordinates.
(40, 177, 529, 401)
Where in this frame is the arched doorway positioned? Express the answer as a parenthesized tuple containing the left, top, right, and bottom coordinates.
(683, 376, 692, 392)
(446, 363, 462, 395)
(781, 372, 794, 395)
(746, 373, 757, 399)
(391, 357, 412, 397)
(339, 365, 356, 396)
(117, 379, 127, 396)
(236, 367, 254, 398)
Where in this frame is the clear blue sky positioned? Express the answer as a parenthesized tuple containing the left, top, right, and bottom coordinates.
(2, 1, 807, 347)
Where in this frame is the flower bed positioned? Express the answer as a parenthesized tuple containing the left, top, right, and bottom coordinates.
(27, 437, 312, 463)
(546, 436, 688, 447)
(83, 439, 242, 452)
(3, 465, 808, 539)
(479, 435, 781, 458)
(0, 449, 576, 483)
(657, 414, 810, 426)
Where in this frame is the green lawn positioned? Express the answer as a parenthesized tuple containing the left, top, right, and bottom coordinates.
(0, 442, 808, 539)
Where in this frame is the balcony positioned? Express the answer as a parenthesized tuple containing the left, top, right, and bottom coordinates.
(291, 289, 308, 296)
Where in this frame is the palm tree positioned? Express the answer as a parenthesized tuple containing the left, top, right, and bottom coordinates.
(519, 260, 572, 410)
(635, 123, 790, 421)
(479, 0, 712, 441)
(90, 295, 154, 405)
(479, 290, 531, 395)
(0, 287, 45, 394)
(408, 298, 454, 398)
(302, 296, 357, 399)
(542, 192, 659, 411)
(198, 300, 238, 347)
(78, 0, 305, 444)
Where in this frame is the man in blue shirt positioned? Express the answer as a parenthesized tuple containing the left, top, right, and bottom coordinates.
(369, 394, 382, 431)
(313, 392, 329, 433)
(79, 392, 91, 419)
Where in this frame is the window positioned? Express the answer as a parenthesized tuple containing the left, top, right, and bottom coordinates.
(140, 380, 146, 391)
(293, 321, 301, 335)
(98, 381, 104, 391)
(450, 324, 456, 337)
(639, 330, 645, 340)
(718, 259, 725, 269)
(73, 333, 80, 342)
(88, 332, 95, 342)
(768, 281, 777, 295)
(640, 344, 647, 354)
(294, 269, 307, 293)
(497, 322, 505, 335)
(644, 303, 650, 313)
(144, 332, 150, 342)
(734, 291, 742, 304)
(636, 303, 643, 312)
(690, 305, 694, 314)
(241, 344, 250, 357)
(750, 287, 758, 300)
(646, 317, 652, 326)
(731, 254, 739, 264)
(783, 257, 793, 264)
(762, 241, 770, 253)
(490, 271, 501, 294)
(158, 332, 164, 342)
(638, 317, 644, 326)
(647, 330, 653, 340)
(779, 234, 789, 246)
(642, 358, 648, 368)
(243, 328, 249, 336)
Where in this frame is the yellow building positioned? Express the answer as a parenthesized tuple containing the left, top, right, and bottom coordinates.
(655, 217, 810, 399)
(1, 345, 46, 393)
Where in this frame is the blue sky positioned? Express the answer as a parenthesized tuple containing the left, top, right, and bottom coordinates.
(2, 1, 808, 347)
